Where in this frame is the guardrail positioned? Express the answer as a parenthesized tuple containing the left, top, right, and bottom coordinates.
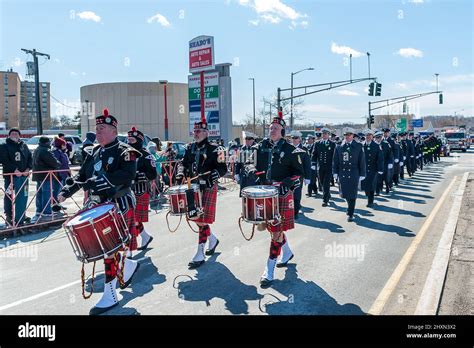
(1, 156, 239, 237)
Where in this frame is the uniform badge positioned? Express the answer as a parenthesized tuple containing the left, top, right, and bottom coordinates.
(94, 161, 102, 172)
(108, 157, 114, 165)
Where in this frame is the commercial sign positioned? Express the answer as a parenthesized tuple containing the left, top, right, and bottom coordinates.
(188, 72, 220, 136)
(189, 36, 215, 73)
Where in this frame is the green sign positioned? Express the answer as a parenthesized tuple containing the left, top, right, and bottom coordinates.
(396, 118, 407, 132)
(189, 86, 219, 100)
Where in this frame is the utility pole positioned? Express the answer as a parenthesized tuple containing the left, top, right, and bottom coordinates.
(249, 78, 256, 134)
(21, 48, 50, 135)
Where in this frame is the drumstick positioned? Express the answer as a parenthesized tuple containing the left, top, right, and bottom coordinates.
(189, 171, 211, 182)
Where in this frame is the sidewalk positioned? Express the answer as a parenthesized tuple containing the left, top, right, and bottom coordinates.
(438, 172, 474, 315)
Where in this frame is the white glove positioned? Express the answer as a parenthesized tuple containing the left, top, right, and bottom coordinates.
(400, 162, 403, 166)
(403, 156, 406, 160)
(311, 165, 316, 170)
(333, 174, 338, 180)
(378, 171, 383, 175)
(234, 174, 240, 183)
(388, 164, 393, 169)
(359, 176, 365, 182)
(410, 155, 414, 158)
(304, 179, 310, 185)
(394, 159, 399, 163)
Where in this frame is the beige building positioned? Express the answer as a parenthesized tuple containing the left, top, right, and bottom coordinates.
(0, 69, 51, 130)
(0, 69, 21, 129)
(80, 82, 190, 142)
(20, 80, 51, 129)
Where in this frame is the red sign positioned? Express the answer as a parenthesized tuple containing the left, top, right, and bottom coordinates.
(189, 36, 215, 73)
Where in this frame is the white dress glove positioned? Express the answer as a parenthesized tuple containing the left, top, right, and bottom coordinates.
(400, 162, 404, 166)
(378, 171, 383, 175)
(304, 179, 310, 185)
(333, 174, 338, 180)
(359, 176, 365, 182)
(311, 165, 316, 170)
(394, 159, 399, 163)
(388, 164, 393, 169)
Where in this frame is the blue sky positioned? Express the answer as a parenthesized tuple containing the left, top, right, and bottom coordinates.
(1, 0, 473, 125)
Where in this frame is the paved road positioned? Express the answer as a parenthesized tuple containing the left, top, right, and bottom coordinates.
(0, 150, 472, 315)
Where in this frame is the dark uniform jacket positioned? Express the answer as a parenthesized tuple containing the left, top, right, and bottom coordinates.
(333, 140, 366, 199)
(361, 141, 384, 192)
(178, 138, 227, 189)
(380, 140, 394, 171)
(391, 141, 401, 175)
(60, 138, 139, 212)
(252, 138, 305, 193)
(0, 138, 33, 175)
(311, 139, 336, 172)
(133, 147, 157, 195)
(295, 143, 311, 180)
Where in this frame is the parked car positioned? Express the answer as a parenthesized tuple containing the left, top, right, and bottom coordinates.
(27, 135, 83, 164)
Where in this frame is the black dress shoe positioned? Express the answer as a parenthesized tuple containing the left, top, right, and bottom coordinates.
(259, 277, 273, 288)
(137, 236, 154, 251)
(305, 194, 312, 197)
(205, 239, 219, 256)
(188, 260, 205, 269)
(322, 202, 328, 207)
(276, 254, 294, 268)
(366, 203, 374, 208)
(347, 215, 354, 222)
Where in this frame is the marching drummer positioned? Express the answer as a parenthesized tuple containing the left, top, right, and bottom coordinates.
(175, 119, 227, 269)
(251, 114, 305, 287)
(58, 109, 141, 315)
(127, 127, 157, 251)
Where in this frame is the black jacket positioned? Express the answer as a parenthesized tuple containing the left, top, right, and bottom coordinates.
(0, 138, 33, 175)
(61, 138, 139, 212)
(178, 138, 228, 187)
(252, 138, 305, 186)
(311, 139, 336, 171)
(32, 143, 61, 182)
(295, 143, 312, 180)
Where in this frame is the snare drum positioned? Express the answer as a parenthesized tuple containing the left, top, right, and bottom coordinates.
(64, 203, 129, 263)
(167, 184, 202, 216)
(241, 185, 279, 224)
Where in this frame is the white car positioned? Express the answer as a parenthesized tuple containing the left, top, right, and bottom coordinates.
(27, 135, 83, 164)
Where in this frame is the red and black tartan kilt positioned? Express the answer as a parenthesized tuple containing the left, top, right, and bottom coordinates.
(134, 193, 150, 223)
(267, 191, 295, 233)
(191, 185, 218, 224)
(123, 208, 138, 237)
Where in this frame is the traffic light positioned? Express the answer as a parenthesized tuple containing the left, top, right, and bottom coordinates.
(368, 82, 375, 96)
(375, 82, 382, 96)
(278, 106, 283, 118)
(403, 102, 407, 113)
(370, 115, 375, 124)
(439, 93, 443, 104)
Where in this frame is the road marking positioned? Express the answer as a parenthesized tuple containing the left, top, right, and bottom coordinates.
(415, 172, 469, 314)
(368, 176, 458, 315)
(0, 256, 148, 312)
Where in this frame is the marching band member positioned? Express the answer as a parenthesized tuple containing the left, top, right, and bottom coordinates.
(58, 109, 141, 315)
(332, 128, 366, 222)
(175, 119, 227, 269)
(289, 130, 311, 219)
(361, 129, 384, 207)
(311, 127, 336, 207)
(127, 127, 157, 251)
(251, 115, 305, 287)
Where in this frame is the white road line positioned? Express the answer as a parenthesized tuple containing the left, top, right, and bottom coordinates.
(368, 176, 458, 315)
(415, 172, 470, 314)
(0, 256, 148, 312)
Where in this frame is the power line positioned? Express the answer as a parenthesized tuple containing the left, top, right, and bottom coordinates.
(50, 94, 81, 109)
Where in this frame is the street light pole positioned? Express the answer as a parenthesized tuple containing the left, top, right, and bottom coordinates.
(160, 80, 169, 141)
(85, 99, 90, 132)
(290, 67, 314, 129)
(249, 78, 256, 134)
